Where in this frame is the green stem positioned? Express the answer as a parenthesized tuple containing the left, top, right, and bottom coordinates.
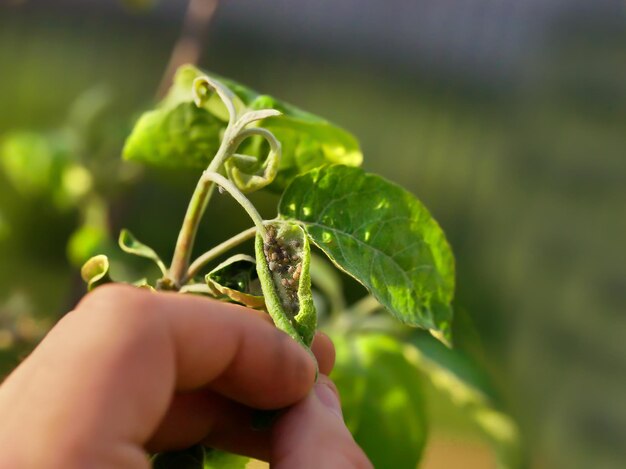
(166, 131, 243, 287)
(168, 79, 239, 287)
(203, 171, 266, 235)
(167, 75, 281, 288)
(167, 178, 215, 286)
(185, 226, 257, 282)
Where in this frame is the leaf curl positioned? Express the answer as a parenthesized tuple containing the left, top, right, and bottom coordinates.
(255, 221, 316, 347)
(123, 65, 361, 191)
(224, 127, 281, 193)
(205, 254, 265, 309)
(80, 254, 112, 291)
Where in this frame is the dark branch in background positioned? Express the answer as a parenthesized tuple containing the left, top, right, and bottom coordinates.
(156, 0, 219, 98)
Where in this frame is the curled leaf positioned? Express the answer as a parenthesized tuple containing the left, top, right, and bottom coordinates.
(118, 229, 167, 275)
(80, 254, 112, 291)
(192, 75, 238, 124)
(205, 254, 265, 309)
(255, 221, 316, 347)
(224, 127, 281, 193)
(123, 65, 362, 190)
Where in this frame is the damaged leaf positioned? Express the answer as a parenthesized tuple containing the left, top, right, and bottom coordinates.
(255, 221, 316, 347)
(205, 254, 265, 309)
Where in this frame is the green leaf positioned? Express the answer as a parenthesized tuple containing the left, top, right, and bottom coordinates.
(331, 333, 428, 469)
(80, 254, 112, 291)
(279, 165, 455, 337)
(405, 331, 522, 468)
(205, 254, 266, 309)
(123, 65, 362, 190)
(118, 229, 167, 275)
(203, 449, 250, 469)
(123, 91, 224, 169)
(255, 221, 317, 347)
(234, 92, 362, 191)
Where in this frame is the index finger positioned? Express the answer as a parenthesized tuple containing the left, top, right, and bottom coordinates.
(0, 284, 316, 464)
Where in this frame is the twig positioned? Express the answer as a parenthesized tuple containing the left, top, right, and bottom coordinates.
(186, 226, 257, 281)
(156, 0, 219, 98)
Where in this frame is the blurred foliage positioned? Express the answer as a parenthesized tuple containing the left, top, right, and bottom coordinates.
(1, 2, 623, 468)
(332, 333, 428, 469)
(498, 21, 626, 469)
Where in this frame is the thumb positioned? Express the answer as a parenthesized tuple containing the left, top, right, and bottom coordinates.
(270, 375, 372, 469)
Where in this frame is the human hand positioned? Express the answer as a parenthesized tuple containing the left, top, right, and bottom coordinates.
(0, 284, 372, 468)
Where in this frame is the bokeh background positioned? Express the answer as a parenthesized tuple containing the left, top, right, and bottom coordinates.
(1, 0, 625, 468)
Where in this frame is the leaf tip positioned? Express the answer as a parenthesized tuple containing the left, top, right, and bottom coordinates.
(192, 76, 214, 107)
(80, 254, 111, 290)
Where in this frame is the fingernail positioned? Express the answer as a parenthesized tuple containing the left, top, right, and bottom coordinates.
(314, 382, 343, 420)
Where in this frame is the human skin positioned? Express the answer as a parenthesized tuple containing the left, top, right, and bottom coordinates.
(0, 284, 372, 468)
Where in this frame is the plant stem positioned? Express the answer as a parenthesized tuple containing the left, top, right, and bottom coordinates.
(167, 124, 237, 287)
(166, 76, 280, 288)
(186, 226, 257, 281)
(203, 171, 267, 235)
(168, 178, 215, 286)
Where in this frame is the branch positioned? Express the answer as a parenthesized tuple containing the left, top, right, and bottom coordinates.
(156, 0, 219, 98)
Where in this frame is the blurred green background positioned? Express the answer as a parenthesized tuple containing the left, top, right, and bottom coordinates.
(1, 1, 625, 468)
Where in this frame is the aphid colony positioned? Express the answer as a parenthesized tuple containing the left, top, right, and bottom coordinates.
(263, 224, 303, 313)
